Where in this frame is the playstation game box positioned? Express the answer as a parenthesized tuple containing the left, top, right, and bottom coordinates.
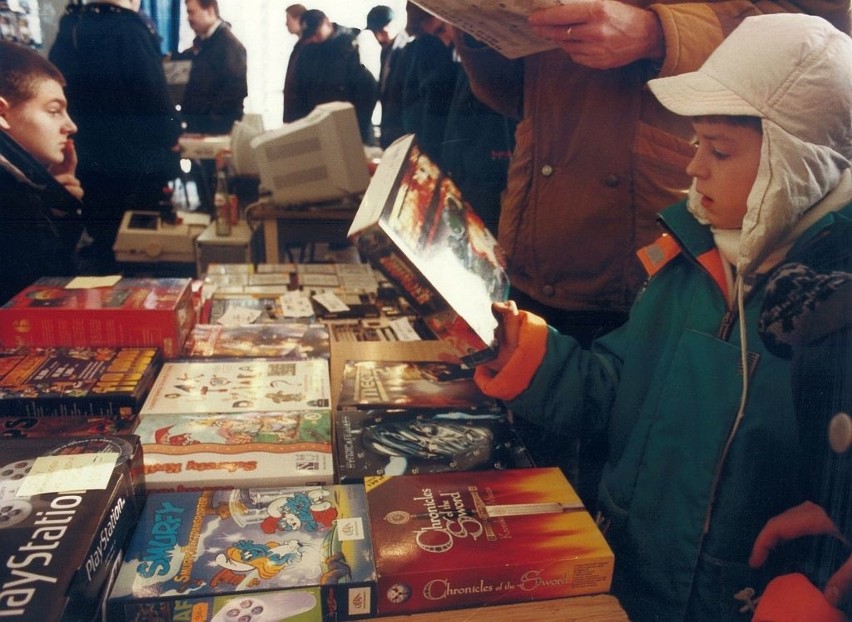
(0, 435, 145, 622)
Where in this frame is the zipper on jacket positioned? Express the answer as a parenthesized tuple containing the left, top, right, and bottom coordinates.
(717, 310, 737, 341)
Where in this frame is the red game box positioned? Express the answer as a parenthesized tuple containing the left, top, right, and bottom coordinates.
(365, 468, 614, 616)
(0, 277, 196, 358)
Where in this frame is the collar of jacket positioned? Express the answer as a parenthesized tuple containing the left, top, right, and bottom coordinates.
(636, 200, 728, 296)
(786, 201, 852, 260)
(79, 3, 135, 17)
(658, 200, 715, 258)
(0, 153, 40, 190)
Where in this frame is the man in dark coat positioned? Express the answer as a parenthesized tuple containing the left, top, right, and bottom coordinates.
(282, 3, 306, 123)
(399, 12, 457, 165)
(365, 5, 412, 148)
(177, 0, 247, 135)
(49, 0, 181, 274)
(289, 9, 377, 142)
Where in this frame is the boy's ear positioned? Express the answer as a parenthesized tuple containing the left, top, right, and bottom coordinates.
(0, 96, 12, 131)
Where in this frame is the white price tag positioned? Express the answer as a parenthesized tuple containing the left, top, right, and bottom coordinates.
(217, 306, 263, 326)
(390, 317, 421, 341)
(280, 291, 315, 318)
(17, 453, 119, 496)
(312, 291, 351, 313)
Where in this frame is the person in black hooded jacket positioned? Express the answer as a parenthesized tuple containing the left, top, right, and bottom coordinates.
(751, 262, 852, 619)
(288, 9, 377, 142)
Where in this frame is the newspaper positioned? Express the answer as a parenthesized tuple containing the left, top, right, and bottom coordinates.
(412, 0, 567, 59)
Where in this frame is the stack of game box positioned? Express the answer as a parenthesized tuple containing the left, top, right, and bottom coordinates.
(333, 360, 533, 482)
(196, 263, 309, 332)
(199, 261, 407, 325)
(0, 435, 146, 621)
(106, 483, 377, 621)
(136, 358, 335, 491)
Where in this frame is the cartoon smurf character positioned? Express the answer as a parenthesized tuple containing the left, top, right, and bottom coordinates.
(260, 489, 338, 534)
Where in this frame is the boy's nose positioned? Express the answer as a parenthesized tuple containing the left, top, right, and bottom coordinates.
(685, 152, 706, 179)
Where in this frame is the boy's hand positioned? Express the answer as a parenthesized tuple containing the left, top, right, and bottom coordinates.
(49, 139, 84, 201)
(481, 300, 521, 374)
(528, 0, 665, 69)
(749, 500, 851, 607)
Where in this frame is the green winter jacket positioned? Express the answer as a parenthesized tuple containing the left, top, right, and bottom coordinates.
(493, 200, 852, 620)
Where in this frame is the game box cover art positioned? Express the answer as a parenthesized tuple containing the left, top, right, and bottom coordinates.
(348, 135, 510, 366)
(0, 277, 196, 358)
(364, 468, 614, 616)
(183, 323, 330, 360)
(337, 360, 497, 410)
(0, 435, 146, 622)
(0, 346, 162, 420)
(140, 358, 331, 416)
(107, 485, 377, 621)
(135, 409, 334, 490)
(0, 413, 136, 438)
(334, 408, 534, 481)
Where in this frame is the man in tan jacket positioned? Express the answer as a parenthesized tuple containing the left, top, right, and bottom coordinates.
(455, 0, 850, 502)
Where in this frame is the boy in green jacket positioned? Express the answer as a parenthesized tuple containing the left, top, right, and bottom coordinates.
(475, 14, 852, 621)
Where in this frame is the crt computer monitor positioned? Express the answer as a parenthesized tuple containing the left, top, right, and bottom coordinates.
(229, 113, 265, 177)
(251, 101, 370, 206)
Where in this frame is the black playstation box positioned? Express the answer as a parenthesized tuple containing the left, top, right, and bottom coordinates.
(0, 435, 145, 622)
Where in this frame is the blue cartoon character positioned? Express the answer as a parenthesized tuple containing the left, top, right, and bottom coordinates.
(260, 489, 338, 534)
(212, 538, 304, 588)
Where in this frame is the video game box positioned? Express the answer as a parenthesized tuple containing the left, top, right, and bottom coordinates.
(0, 435, 146, 621)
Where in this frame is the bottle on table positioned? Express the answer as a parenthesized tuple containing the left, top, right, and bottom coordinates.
(214, 161, 232, 237)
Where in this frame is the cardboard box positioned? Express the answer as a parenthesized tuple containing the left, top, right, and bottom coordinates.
(0, 346, 161, 421)
(334, 407, 534, 482)
(337, 360, 497, 411)
(140, 358, 331, 417)
(183, 323, 330, 360)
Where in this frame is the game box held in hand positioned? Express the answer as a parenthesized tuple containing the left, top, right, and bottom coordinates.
(364, 467, 614, 616)
(347, 135, 510, 366)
